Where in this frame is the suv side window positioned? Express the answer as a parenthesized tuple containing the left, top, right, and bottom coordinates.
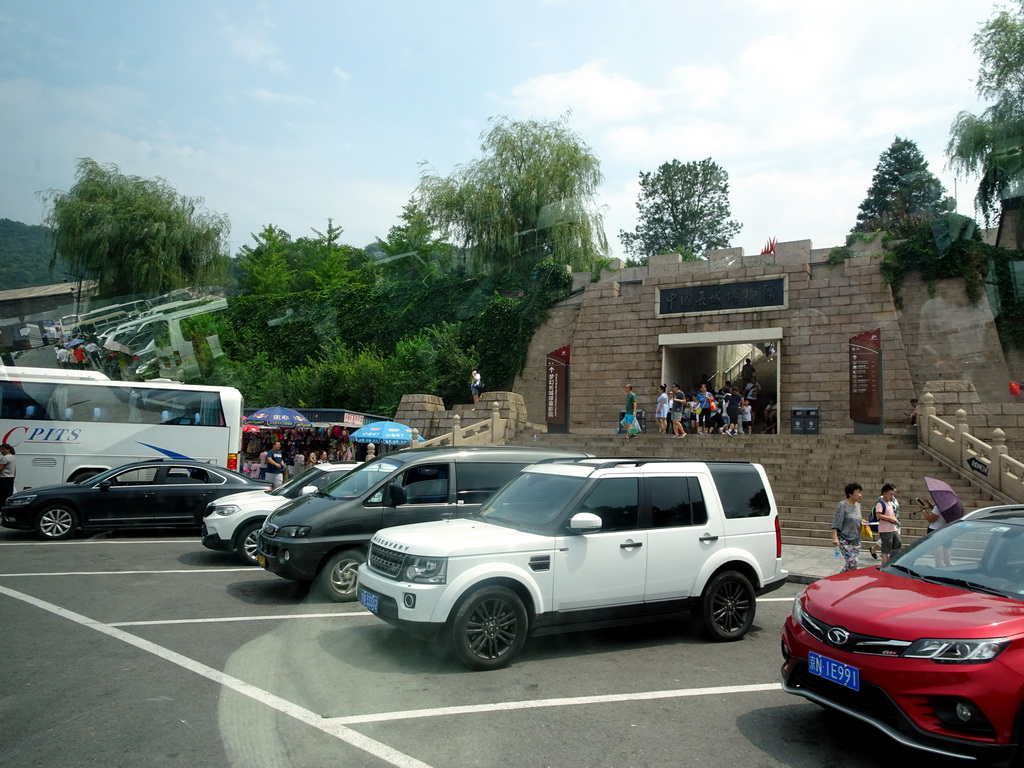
(649, 476, 708, 527)
(708, 464, 771, 518)
(455, 462, 525, 505)
(577, 477, 639, 532)
(400, 463, 450, 504)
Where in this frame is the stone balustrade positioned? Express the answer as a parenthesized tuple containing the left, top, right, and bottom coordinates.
(919, 391, 1024, 503)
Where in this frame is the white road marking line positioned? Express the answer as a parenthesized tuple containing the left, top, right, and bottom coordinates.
(328, 683, 782, 725)
(0, 568, 247, 576)
(761, 597, 796, 602)
(0, 584, 432, 768)
(0, 539, 210, 546)
(110, 612, 367, 627)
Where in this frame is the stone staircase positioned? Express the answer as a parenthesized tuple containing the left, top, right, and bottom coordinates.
(506, 428, 998, 549)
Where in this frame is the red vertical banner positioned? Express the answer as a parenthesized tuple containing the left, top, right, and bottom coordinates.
(546, 345, 570, 426)
(849, 329, 882, 425)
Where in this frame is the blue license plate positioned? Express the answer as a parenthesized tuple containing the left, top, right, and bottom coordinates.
(359, 588, 379, 614)
(808, 651, 860, 691)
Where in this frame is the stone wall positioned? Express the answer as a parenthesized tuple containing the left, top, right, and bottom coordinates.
(394, 394, 447, 438)
(516, 239, 925, 435)
(895, 275, 1007, 402)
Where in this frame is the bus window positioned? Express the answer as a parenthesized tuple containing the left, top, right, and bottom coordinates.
(0, 380, 51, 420)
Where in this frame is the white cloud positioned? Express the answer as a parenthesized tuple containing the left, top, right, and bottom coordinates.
(663, 65, 733, 112)
(509, 60, 663, 124)
(247, 88, 316, 106)
(224, 17, 287, 73)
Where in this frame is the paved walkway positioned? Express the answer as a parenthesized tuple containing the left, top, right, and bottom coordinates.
(783, 543, 880, 584)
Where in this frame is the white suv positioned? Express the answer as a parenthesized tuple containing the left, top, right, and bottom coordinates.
(202, 462, 357, 564)
(358, 458, 787, 670)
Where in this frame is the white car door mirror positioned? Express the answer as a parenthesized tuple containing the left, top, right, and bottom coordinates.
(569, 512, 602, 531)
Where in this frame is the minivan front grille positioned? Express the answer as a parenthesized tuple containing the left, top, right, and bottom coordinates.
(368, 542, 406, 579)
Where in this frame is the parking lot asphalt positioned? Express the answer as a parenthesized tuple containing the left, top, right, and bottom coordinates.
(0, 534, 928, 768)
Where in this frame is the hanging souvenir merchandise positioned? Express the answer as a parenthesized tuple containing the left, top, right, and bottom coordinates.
(241, 424, 359, 477)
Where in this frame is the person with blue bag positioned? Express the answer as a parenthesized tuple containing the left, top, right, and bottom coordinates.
(620, 384, 640, 440)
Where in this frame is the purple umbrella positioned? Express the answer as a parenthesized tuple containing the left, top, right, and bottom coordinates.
(924, 477, 965, 523)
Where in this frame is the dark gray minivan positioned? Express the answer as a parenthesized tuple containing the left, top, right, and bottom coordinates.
(257, 446, 589, 601)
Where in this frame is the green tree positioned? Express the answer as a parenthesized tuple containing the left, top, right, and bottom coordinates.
(43, 158, 230, 298)
(854, 137, 949, 237)
(619, 158, 740, 262)
(371, 201, 462, 281)
(417, 115, 608, 276)
(303, 218, 371, 292)
(235, 224, 294, 295)
(947, 0, 1024, 224)
(234, 220, 373, 296)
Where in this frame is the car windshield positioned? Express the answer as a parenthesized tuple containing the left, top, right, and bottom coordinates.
(477, 472, 586, 532)
(319, 459, 401, 500)
(269, 467, 323, 498)
(885, 519, 1024, 599)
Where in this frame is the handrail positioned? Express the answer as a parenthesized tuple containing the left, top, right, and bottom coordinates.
(363, 403, 510, 461)
(418, 402, 509, 448)
(917, 392, 1024, 504)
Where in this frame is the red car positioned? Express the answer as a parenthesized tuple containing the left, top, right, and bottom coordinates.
(782, 505, 1024, 766)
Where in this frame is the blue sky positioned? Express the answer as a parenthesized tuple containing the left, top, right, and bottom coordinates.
(0, 1, 994, 261)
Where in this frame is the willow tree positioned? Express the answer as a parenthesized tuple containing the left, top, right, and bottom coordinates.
(417, 115, 608, 276)
(947, 1, 1024, 224)
(43, 158, 230, 298)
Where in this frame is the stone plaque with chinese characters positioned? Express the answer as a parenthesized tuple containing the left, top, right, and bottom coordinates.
(659, 278, 785, 315)
(546, 345, 570, 426)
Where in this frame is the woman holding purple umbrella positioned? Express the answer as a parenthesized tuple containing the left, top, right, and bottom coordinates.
(918, 496, 953, 566)
(918, 477, 964, 567)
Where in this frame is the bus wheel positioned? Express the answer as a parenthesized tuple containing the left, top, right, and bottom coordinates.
(35, 504, 78, 541)
(314, 549, 365, 602)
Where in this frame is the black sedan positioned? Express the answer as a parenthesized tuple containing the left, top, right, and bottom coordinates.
(1, 459, 271, 540)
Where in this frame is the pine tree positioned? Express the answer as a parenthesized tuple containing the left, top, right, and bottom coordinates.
(853, 137, 948, 237)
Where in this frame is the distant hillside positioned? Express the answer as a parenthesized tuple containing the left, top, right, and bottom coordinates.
(0, 218, 69, 289)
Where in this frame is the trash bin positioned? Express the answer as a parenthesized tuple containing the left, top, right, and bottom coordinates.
(804, 407, 820, 435)
(790, 407, 820, 435)
(618, 409, 646, 434)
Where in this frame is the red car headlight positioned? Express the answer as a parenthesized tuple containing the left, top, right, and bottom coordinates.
(903, 638, 1010, 663)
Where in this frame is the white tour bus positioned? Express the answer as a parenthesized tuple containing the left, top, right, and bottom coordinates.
(0, 367, 244, 489)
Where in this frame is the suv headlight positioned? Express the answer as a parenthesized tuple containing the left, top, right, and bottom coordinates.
(275, 525, 312, 538)
(904, 638, 1010, 663)
(213, 504, 241, 516)
(403, 556, 447, 584)
(4, 495, 36, 507)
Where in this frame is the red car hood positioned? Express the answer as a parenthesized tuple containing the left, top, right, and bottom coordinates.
(802, 567, 1024, 640)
